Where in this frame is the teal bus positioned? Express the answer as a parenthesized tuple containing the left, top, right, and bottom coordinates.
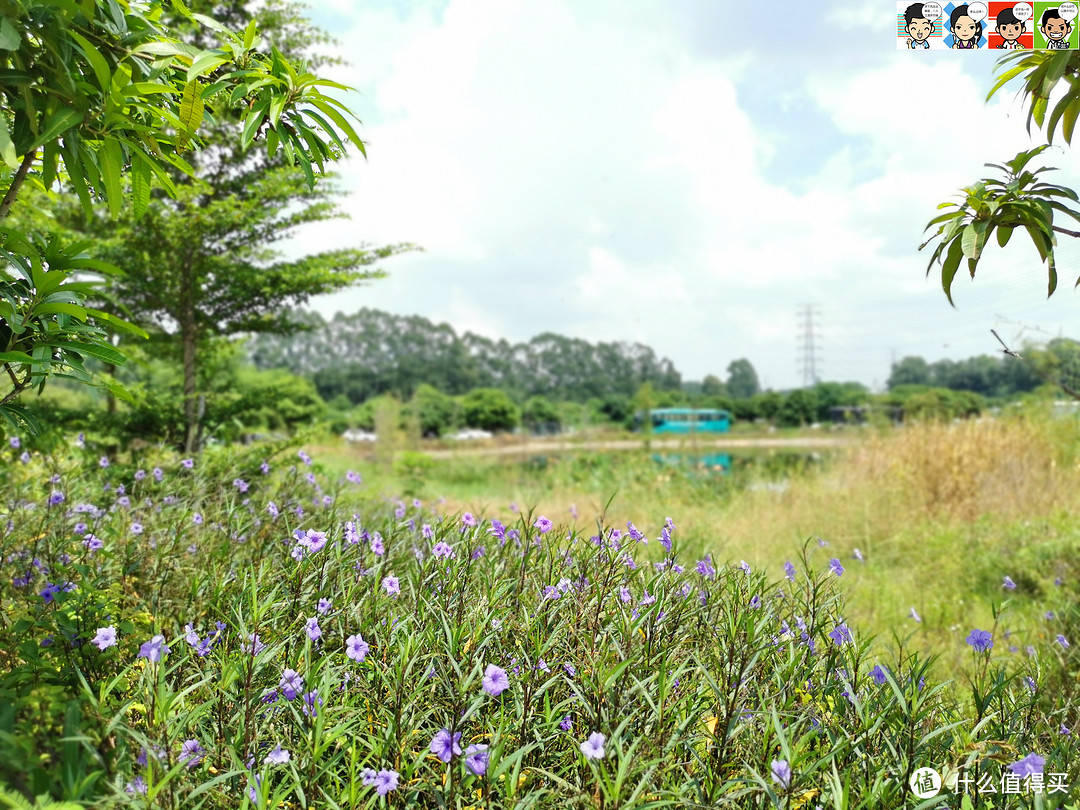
(648, 408, 731, 434)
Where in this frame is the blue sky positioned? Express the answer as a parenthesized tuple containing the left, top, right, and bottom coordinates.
(289, 0, 1080, 391)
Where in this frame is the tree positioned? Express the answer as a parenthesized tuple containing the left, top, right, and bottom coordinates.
(776, 389, 817, 427)
(409, 383, 456, 438)
(0, 0, 363, 433)
(888, 357, 931, 389)
(522, 395, 560, 430)
(701, 374, 727, 398)
(29, 1, 409, 452)
(726, 358, 760, 399)
(460, 388, 519, 433)
(922, 53, 1080, 301)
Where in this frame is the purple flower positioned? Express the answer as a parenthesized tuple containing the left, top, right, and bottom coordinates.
(696, 557, 716, 579)
(784, 561, 796, 582)
(192, 512, 203, 525)
(462, 512, 476, 527)
(966, 629, 993, 653)
(1006, 752, 1045, 778)
(908, 607, 921, 623)
(749, 595, 761, 609)
(9, 436, 19, 448)
(267, 501, 279, 518)
(264, 744, 290, 765)
(1003, 576, 1017, 590)
(482, 664, 510, 696)
(233, 478, 249, 493)
(153, 467, 163, 481)
(580, 732, 606, 760)
(739, 560, 751, 574)
(361, 768, 377, 786)
(370, 533, 385, 555)
(465, 744, 489, 775)
(382, 575, 400, 596)
(870, 665, 887, 685)
(1024, 676, 1037, 693)
(853, 548, 864, 562)
(83, 534, 103, 551)
(432, 541, 454, 559)
(305, 617, 322, 642)
(534, 516, 552, 534)
(346, 470, 362, 484)
(138, 635, 170, 663)
(559, 714, 573, 731)
(317, 598, 332, 615)
(125, 776, 148, 796)
(279, 668, 304, 700)
(829, 558, 844, 577)
(374, 769, 399, 795)
(422, 524, 434, 540)
(39, 583, 62, 602)
(430, 729, 462, 763)
(302, 689, 322, 718)
(346, 634, 369, 662)
(179, 738, 205, 768)
(771, 759, 791, 789)
(659, 526, 672, 553)
(1057, 634, 1070, 649)
(48, 491, 64, 507)
(828, 624, 852, 646)
(244, 633, 267, 655)
(99, 456, 110, 468)
(92, 626, 117, 650)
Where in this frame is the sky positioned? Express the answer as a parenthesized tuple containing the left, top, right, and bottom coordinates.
(290, 0, 1080, 391)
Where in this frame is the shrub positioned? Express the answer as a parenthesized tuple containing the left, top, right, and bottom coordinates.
(0, 439, 1077, 807)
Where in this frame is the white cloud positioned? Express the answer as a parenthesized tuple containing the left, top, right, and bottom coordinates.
(298, 1, 1080, 390)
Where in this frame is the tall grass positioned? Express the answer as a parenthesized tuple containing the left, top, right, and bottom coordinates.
(2, 434, 1079, 807)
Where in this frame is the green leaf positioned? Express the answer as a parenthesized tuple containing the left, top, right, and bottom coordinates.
(30, 107, 83, 152)
(33, 302, 87, 319)
(187, 49, 230, 83)
(996, 225, 1014, 248)
(960, 224, 980, 259)
(941, 237, 964, 306)
(98, 138, 124, 218)
(69, 30, 112, 91)
(0, 17, 20, 51)
(85, 308, 149, 339)
(0, 350, 34, 364)
(48, 339, 127, 366)
(0, 111, 18, 169)
(178, 80, 205, 142)
(0, 403, 41, 435)
(130, 154, 151, 218)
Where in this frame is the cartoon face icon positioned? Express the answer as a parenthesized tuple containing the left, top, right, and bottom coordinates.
(999, 21, 1024, 41)
(1043, 14, 1070, 41)
(907, 16, 934, 42)
(953, 14, 978, 41)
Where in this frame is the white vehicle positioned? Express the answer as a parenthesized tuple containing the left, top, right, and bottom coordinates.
(446, 428, 493, 441)
(342, 429, 377, 443)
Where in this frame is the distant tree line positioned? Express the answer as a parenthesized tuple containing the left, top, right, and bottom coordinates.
(248, 309, 684, 403)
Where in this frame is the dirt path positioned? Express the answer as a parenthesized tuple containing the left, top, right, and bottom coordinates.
(421, 435, 853, 459)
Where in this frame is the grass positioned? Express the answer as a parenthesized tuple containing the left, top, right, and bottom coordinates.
(311, 407, 1080, 679)
(2, 411, 1080, 807)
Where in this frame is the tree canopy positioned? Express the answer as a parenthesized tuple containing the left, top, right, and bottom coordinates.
(923, 52, 1080, 301)
(0, 0, 365, 432)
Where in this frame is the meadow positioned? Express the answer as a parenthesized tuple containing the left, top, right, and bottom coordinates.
(2, 408, 1079, 808)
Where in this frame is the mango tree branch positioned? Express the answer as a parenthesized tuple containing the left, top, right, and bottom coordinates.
(0, 150, 37, 220)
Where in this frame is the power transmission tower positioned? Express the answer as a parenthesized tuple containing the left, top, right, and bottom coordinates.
(797, 304, 822, 387)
